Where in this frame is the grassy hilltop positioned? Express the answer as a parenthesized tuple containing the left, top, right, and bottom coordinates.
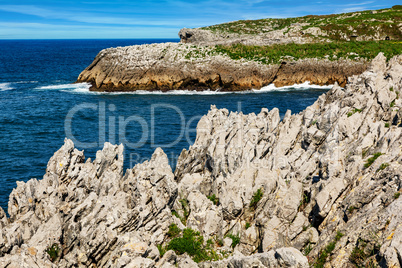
(203, 5, 402, 41)
(184, 6, 402, 64)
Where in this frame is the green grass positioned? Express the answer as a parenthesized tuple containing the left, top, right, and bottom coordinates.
(348, 108, 363, 117)
(298, 192, 311, 211)
(304, 242, 313, 256)
(349, 239, 380, 267)
(377, 163, 390, 171)
(225, 233, 241, 249)
(46, 243, 61, 263)
(364, 153, 383, 168)
(201, 8, 402, 42)
(313, 231, 343, 268)
(214, 41, 402, 65)
(178, 199, 190, 225)
(167, 223, 181, 238)
(245, 222, 251, 229)
(395, 192, 401, 199)
(207, 194, 219, 205)
(166, 228, 220, 263)
(249, 188, 264, 209)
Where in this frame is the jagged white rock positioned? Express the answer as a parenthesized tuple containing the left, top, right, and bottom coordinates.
(0, 53, 401, 267)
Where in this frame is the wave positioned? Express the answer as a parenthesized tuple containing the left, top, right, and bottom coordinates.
(0, 83, 13, 91)
(36, 81, 334, 95)
(36, 83, 92, 93)
(254, 81, 333, 93)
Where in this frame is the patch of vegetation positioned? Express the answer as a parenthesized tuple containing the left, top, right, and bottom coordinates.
(167, 223, 181, 238)
(207, 194, 219, 205)
(313, 231, 343, 268)
(46, 243, 61, 263)
(202, 8, 402, 42)
(349, 239, 381, 267)
(202, 8, 402, 41)
(171, 210, 186, 225)
(167, 228, 219, 263)
(245, 222, 251, 230)
(348, 108, 363, 117)
(385, 122, 390, 128)
(225, 233, 241, 249)
(157, 244, 167, 257)
(390, 100, 396, 107)
(394, 192, 400, 199)
(178, 199, 190, 225)
(249, 188, 264, 209)
(214, 41, 402, 65)
(304, 242, 313, 256)
(377, 162, 390, 171)
(348, 206, 356, 214)
(298, 192, 311, 211)
(311, 119, 318, 126)
(364, 153, 383, 168)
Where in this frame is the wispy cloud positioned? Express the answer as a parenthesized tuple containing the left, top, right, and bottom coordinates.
(0, 0, 398, 39)
(0, 5, 218, 27)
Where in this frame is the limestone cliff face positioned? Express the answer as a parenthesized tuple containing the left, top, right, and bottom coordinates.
(1, 53, 402, 267)
(76, 42, 368, 92)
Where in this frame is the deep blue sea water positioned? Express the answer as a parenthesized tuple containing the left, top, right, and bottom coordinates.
(0, 39, 330, 211)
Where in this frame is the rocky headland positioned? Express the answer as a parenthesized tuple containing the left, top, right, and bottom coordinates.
(76, 7, 401, 92)
(2, 53, 402, 267)
(76, 42, 368, 92)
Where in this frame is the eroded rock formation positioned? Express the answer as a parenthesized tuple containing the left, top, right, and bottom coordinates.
(1, 53, 402, 267)
(76, 43, 368, 92)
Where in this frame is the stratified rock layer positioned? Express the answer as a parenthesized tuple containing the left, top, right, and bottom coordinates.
(76, 43, 368, 92)
(1, 53, 402, 267)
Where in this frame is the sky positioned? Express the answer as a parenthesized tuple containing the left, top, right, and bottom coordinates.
(0, 0, 399, 39)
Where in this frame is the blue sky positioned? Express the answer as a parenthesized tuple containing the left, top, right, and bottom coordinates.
(0, 0, 398, 39)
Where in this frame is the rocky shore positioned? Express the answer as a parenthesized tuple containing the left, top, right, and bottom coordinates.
(2, 53, 402, 267)
(76, 42, 368, 92)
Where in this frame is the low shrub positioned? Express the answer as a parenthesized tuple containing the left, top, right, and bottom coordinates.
(46, 243, 61, 263)
(225, 233, 241, 249)
(207, 194, 219, 205)
(249, 188, 264, 209)
(167, 228, 208, 263)
(364, 153, 382, 168)
(167, 223, 181, 238)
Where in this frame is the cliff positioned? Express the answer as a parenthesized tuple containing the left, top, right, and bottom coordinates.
(77, 43, 368, 92)
(76, 6, 401, 92)
(2, 53, 402, 267)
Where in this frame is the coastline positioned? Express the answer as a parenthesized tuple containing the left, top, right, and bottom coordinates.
(76, 43, 368, 92)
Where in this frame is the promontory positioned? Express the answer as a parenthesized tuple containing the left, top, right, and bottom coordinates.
(77, 6, 402, 92)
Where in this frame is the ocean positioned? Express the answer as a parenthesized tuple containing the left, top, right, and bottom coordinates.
(0, 39, 331, 211)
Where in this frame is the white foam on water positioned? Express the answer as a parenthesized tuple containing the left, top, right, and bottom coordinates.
(0, 83, 13, 91)
(36, 83, 92, 93)
(16, 81, 38, 84)
(254, 81, 333, 93)
(37, 81, 334, 95)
